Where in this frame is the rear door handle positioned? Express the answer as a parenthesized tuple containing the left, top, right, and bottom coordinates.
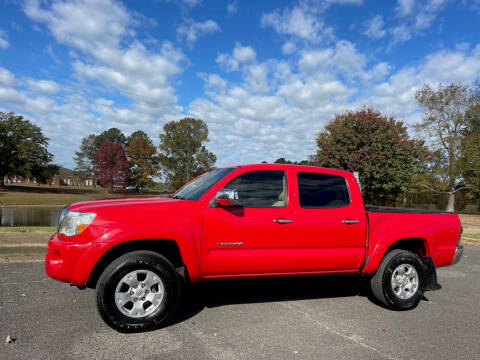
(274, 219, 293, 224)
(342, 219, 359, 225)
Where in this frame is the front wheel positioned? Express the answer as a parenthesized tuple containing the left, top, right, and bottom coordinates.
(370, 249, 425, 310)
(96, 250, 181, 332)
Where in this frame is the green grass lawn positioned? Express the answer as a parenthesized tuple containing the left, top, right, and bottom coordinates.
(0, 226, 56, 232)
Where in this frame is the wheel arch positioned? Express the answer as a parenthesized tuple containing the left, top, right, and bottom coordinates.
(385, 237, 429, 259)
(363, 237, 430, 275)
(86, 239, 186, 289)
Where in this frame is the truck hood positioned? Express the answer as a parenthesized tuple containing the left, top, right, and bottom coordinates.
(68, 196, 184, 213)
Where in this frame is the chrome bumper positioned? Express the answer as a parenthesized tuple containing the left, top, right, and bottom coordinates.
(451, 245, 463, 265)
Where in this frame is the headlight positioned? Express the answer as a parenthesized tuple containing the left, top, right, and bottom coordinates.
(57, 208, 96, 237)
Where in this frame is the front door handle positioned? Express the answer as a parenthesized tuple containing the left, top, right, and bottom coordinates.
(274, 219, 293, 224)
(342, 219, 359, 225)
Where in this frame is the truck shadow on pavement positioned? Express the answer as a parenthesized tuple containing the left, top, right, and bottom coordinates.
(169, 275, 390, 326)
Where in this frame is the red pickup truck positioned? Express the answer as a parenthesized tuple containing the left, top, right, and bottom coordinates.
(45, 164, 463, 332)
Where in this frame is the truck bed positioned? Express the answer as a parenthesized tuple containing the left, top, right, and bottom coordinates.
(365, 206, 453, 215)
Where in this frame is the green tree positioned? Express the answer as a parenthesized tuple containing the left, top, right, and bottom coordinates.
(274, 157, 293, 164)
(0, 112, 56, 186)
(460, 83, 480, 206)
(415, 83, 478, 211)
(95, 128, 127, 148)
(316, 107, 426, 204)
(126, 133, 160, 191)
(31, 163, 60, 185)
(74, 134, 98, 187)
(158, 117, 216, 190)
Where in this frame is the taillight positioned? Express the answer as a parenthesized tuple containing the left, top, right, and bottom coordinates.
(458, 225, 463, 244)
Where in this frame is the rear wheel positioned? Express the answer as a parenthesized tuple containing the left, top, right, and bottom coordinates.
(370, 249, 425, 310)
(96, 250, 181, 332)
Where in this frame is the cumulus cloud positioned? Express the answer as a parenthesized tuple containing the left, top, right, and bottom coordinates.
(177, 19, 220, 48)
(216, 43, 256, 72)
(25, 0, 186, 118)
(363, 14, 386, 39)
(261, 5, 333, 43)
(0, 29, 9, 49)
(190, 41, 480, 165)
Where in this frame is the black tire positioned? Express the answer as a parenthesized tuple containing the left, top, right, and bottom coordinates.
(370, 249, 425, 310)
(96, 250, 181, 332)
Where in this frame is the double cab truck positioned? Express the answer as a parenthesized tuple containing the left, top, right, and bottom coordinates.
(45, 164, 463, 332)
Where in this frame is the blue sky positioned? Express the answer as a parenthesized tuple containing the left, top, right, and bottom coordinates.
(1, 0, 480, 169)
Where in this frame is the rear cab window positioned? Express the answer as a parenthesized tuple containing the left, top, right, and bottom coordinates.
(297, 172, 350, 208)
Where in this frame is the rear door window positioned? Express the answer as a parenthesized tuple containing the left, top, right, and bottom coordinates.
(297, 172, 350, 208)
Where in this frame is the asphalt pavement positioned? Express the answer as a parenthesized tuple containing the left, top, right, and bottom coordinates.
(1, 245, 479, 360)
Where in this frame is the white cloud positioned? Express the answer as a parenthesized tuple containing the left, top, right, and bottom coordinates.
(298, 40, 367, 80)
(25, 0, 186, 121)
(190, 41, 480, 165)
(233, 43, 256, 63)
(177, 19, 220, 48)
(390, 0, 451, 46)
(0, 29, 9, 49)
(363, 15, 386, 39)
(365, 44, 480, 122)
(261, 5, 334, 43)
(24, 0, 131, 53)
(216, 43, 256, 72)
(26, 79, 61, 95)
(282, 41, 297, 54)
(227, 1, 237, 15)
(396, 0, 415, 16)
(0, 67, 16, 87)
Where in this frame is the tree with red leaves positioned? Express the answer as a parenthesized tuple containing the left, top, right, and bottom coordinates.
(94, 141, 129, 192)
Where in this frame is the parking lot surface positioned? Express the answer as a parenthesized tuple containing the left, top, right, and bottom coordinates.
(1, 245, 479, 360)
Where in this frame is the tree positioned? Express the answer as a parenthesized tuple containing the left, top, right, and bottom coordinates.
(127, 130, 149, 146)
(74, 134, 98, 188)
(31, 163, 60, 185)
(126, 133, 160, 191)
(274, 157, 293, 164)
(95, 128, 127, 148)
(316, 107, 426, 204)
(415, 83, 478, 211)
(0, 112, 56, 186)
(75, 128, 127, 188)
(158, 118, 216, 190)
(460, 83, 480, 206)
(94, 141, 129, 192)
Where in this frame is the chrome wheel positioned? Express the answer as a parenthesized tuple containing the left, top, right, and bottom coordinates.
(114, 270, 165, 318)
(391, 264, 419, 300)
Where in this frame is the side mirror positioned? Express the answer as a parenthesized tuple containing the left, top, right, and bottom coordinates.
(213, 188, 239, 207)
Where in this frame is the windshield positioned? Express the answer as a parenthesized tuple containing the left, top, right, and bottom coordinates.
(172, 167, 235, 201)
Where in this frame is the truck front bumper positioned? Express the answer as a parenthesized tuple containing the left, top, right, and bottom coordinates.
(451, 245, 463, 265)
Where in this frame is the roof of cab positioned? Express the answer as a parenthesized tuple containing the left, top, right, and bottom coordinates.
(222, 163, 354, 177)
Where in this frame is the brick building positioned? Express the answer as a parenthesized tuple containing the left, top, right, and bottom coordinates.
(3, 167, 94, 187)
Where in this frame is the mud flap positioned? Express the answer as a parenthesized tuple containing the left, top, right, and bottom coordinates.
(423, 256, 439, 291)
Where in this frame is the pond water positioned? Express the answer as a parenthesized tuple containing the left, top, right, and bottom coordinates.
(0, 207, 63, 227)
